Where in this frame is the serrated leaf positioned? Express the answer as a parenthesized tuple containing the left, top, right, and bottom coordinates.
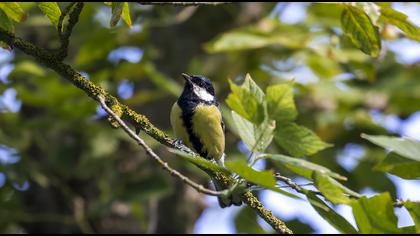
(231, 111, 275, 153)
(225, 160, 299, 198)
(110, 2, 123, 27)
(404, 200, 420, 233)
(266, 83, 297, 123)
(121, 2, 131, 27)
(362, 134, 420, 162)
(226, 80, 265, 124)
(0, 9, 14, 33)
(263, 154, 347, 181)
(274, 122, 332, 157)
(379, 7, 420, 41)
(352, 192, 401, 233)
(242, 73, 265, 103)
(168, 148, 231, 176)
(37, 2, 61, 28)
(306, 192, 358, 234)
(373, 152, 420, 179)
(313, 172, 354, 205)
(0, 2, 26, 22)
(341, 5, 381, 57)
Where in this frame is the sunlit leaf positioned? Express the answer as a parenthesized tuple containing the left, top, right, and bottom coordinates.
(231, 111, 275, 153)
(313, 172, 354, 205)
(263, 154, 347, 181)
(169, 149, 231, 176)
(341, 5, 381, 57)
(379, 7, 420, 41)
(121, 2, 131, 27)
(362, 134, 420, 162)
(225, 160, 299, 198)
(352, 193, 401, 233)
(37, 2, 61, 27)
(226, 79, 265, 124)
(266, 82, 297, 123)
(0, 2, 26, 22)
(274, 122, 332, 157)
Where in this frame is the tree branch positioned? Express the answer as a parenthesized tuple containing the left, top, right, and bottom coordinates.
(56, 2, 84, 60)
(99, 96, 227, 197)
(0, 28, 292, 234)
(241, 191, 293, 234)
(275, 173, 321, 196)
(137, 2, 231, 6)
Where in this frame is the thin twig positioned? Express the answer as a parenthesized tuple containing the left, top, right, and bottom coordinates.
(275, 173, 322, 196)
(98, 96, 226, 197)
(57, 2, 84, 60)
(0, 28, 293, 234)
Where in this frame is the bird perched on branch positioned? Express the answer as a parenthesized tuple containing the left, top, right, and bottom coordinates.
(170, 73, 242, 208)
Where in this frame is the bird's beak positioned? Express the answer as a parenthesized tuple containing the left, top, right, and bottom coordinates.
(182, 73, 192, 84)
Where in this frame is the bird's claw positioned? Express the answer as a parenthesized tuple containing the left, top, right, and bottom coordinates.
(173, 139, 184, 147)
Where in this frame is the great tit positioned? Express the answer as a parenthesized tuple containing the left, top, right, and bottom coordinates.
(170, 73, 242, 208)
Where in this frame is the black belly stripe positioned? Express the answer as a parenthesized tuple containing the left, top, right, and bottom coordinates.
(177, 100, 209, 159)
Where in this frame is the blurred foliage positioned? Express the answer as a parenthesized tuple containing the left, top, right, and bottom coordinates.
(0, 2, 419, 234)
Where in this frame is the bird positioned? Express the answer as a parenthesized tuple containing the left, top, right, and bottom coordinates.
(170, 73, 242, 208)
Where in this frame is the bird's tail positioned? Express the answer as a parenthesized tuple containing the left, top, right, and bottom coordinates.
(212, 177, 243, 208)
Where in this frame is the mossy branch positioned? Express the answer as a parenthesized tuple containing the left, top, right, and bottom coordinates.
(57, 2, 84, 60)
(0, 28, 292, 234)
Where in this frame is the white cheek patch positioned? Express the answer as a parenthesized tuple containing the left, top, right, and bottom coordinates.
(193, 85, 214, 102)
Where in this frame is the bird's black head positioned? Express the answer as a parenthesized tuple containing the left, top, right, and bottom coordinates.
(180, 73, 216, 104)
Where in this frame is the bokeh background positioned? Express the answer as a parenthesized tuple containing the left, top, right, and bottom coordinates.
(0, 2, 419, 233)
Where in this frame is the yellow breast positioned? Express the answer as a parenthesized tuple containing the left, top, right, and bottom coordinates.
(170, 102, 225, 160)
(191, 104, 225, 160)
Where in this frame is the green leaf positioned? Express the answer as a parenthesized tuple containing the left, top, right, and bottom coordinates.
(379, 7, 420, 41)
(37, 2, 61, 27)
(204, 18, 310, 53)
(373, 153, 420, 179)
(225, 160, 299, 198)
(242, 73, 265, 103)
(306, 192, 358, 234)
(264, 154, 347, 181)
(352, 192, 401, 233)
(168, 148, 231, 176)
(121, 2, 131, 27)
(361, 134, 420, 162)
(231, 111, 275, 153)
(0, 2, 26, 22)
(313, 172, 354, 205)
(404, 200, 420, 233)
(0, 9, 14, 33)
(266, 83, 297, 123)
(110, 2, 123, 27)
(226, 79, 265, 124)
(274, 122, 332, 157)
(341, 5, 381, 57)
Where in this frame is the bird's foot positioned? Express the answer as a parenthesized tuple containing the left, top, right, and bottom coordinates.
(172, 138, 184, 147)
